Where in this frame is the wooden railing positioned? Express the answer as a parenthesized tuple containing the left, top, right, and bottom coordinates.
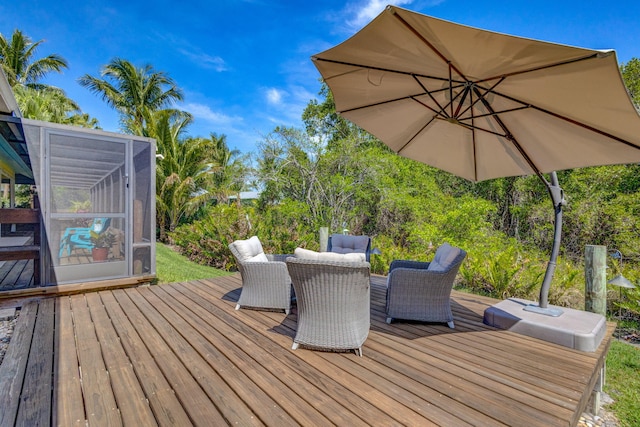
(0, 208, 40, 286)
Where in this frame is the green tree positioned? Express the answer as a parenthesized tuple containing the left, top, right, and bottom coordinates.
(205, 133, 247, 204)
(256, 125, 380, 232)
(13, 85, 99, 128)
(152, 110, 245, 240)
(620, 57, 640, 109)
(0, 29, 68, 89)
(78, 58, 183, 134)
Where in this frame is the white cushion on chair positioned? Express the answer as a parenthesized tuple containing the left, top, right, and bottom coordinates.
(427, 243, 461, 272)
(295, 247, 366, 262)
(232, 236, 269, 263)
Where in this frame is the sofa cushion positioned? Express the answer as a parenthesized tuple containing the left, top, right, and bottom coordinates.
(427, 243, 461, 272)
(330, 234, 370, 254)
(232, 236, 269, 263)
(246, 252, 270, 263)
(295, 247, 366, 262)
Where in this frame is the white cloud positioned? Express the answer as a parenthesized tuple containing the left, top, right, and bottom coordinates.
(345, 0, 415, 31)
(153, 31, 228, 72)
(261, 84, 316, 128)
(183, 102, 241, 125)
(265, 88, 284, 105)
(178, 49, 228, 72)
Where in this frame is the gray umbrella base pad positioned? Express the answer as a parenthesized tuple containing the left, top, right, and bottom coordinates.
(483, 298, 607, 352)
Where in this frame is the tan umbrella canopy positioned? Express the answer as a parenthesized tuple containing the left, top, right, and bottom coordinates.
(312, 5, 640, 315)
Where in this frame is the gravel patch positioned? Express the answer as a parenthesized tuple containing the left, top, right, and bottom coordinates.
(0, 314, 18, 366)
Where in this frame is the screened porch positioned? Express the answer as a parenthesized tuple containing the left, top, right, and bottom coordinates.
(21, 119, 155, 286)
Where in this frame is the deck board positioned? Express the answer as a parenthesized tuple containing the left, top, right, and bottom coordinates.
(0, 274, 614, 427)
(85, 292, 158, 426)
(111, 288, 229, 426)
(0, 300, 38, 426)
(154, 283, 335, 426)
(15, 297, 54, 426)
(69, 294, 123, 426)
(98, 291, 192, 427)
(53, 296, 86, 426)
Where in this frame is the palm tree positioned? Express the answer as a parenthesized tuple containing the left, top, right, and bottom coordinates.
(151, 110, 218, 240)
(207, 133, 247, 204)
(78, 58, 184, 134)
(0, 29, 68, 88)
(13, 85, 99, 128)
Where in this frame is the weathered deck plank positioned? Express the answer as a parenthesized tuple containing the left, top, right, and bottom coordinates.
(132, 286, 281, 426)
(53, 296, 85, 426)
(85, 292, 158, 425)
(98, 291, 192, 427)
(15, 297, 54, 426)
(0, 274, 613, 427)
(69, 294, 122, 426)
(0, 300, 38, 427)
(111, 288, 229, 426)
(151, 283, 335, 426)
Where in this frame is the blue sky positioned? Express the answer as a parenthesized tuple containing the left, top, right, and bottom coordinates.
(2, 0, 639, 154)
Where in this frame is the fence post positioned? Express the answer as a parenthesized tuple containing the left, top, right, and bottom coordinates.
(584, 245, 607, 316)
(319, 227, 329, 252)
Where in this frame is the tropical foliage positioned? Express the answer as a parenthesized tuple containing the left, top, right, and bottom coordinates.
(0, 29, 97, 127)
(172, 70, 640, 318)
(13, 85, 99, 128)
(78, 58, 184, 133)
(6, 28, 640, 315)
(0, 29, 67, 89)
(621, 57, 640, 109)
(152, 109, 248, 240)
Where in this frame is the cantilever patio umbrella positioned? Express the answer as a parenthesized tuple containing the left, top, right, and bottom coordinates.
(312, 5, 640, 316)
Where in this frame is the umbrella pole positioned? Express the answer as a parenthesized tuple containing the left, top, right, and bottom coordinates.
(524, 171, 566, 317)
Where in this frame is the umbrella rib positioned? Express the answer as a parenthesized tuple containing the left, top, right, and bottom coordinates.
(471, 86, 544, 178)
(475, 52, 605, 85)
(390, 8, 468, 84)
(459, 105, 531, 121)
(492, 90, 640, 151)
(413, 75, 450, 119)
(339, 92, 433, 114)
(449, 65, 455, 117)
(458, 77, 506, 119)
(471, 89, 478, 181)
(412, 96, 448, 118)
(397, 116, 438, 154)
(432, 115, 509, 139)
(312, 57, 464, 85)
(454, 84, 471, 118)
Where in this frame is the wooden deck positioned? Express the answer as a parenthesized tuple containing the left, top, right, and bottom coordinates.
(0, 233, 36, 292)
(0, 274, 613, 426)
(0, 258, 35, 291)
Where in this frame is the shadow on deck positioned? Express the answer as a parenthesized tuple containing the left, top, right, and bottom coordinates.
(0, 274, 614, 426)
(0, 234, 36, 292)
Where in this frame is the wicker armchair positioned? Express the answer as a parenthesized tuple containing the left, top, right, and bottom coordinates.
(228, 236, 292, 314)
(385, 244, 466, 328)
(286, 256, 371, 356)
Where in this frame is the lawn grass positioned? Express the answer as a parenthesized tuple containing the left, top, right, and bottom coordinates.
(605, 340, 640, 427)
(155, 242, 231, 284)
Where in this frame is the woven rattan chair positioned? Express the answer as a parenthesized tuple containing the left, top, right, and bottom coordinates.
(228, 236, 292, 314)
(286, 256, 371, 356)
(385, 244, 466, 328)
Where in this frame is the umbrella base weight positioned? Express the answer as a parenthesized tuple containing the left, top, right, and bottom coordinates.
(483, 298, 607, 352)
(522, 304, 564, 317)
